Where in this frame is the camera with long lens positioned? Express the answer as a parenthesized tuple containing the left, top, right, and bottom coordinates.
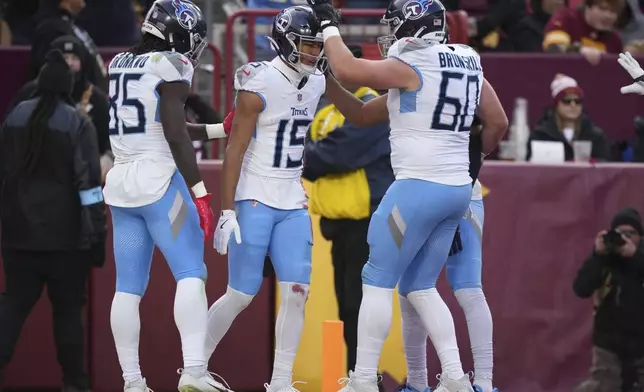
(603, 229, 626, 254)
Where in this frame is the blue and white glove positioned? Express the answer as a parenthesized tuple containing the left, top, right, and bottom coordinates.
(214, 209, 242, 255)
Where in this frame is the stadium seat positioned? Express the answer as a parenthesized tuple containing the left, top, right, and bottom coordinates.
(447, 10, 470, 45)
(361, 42, 382, 60)
(459, 0, 488, 16)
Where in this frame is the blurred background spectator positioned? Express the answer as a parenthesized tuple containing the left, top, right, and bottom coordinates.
(543, 0, 623, 64)
(0, 49, 105, 392)
(527, 74, 613, 161)
(573, 208, 644, 392)
(509, 0, 566, 52)
(6, 35, 112, 181)
(29, 0, 107, 91)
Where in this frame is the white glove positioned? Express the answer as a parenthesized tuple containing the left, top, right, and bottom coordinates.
(618, 52, 644, 95)
(214, 209, 242, 255)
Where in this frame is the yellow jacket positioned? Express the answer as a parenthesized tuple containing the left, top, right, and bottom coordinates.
(306, 87, 382, 220)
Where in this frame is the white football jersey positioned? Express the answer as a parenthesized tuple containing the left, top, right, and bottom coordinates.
(386, 38, 483, 186)
(103, 51, 194, 208)
(233, 58, 325, 210)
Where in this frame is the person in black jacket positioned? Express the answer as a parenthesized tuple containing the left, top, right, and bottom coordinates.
(8, 35, 111, 182)
(509, 0, 566, 52)
(0, 49, 106, 392)
(573, 208, 644, 392)
(29, 0, 107, 92)
(527, 74, 613, 161)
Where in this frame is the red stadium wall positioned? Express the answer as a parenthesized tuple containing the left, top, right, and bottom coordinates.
(2, 162, 644, 392)
(1, 163, 274, 392)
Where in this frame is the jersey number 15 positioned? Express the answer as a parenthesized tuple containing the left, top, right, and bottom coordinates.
(273, 119, 312, 169)
(108, 72, 146, 136)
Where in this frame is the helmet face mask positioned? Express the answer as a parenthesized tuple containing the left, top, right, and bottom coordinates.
(269, 6, 327, 75)
(377, 0, 448, 58)
(141, 0, 208, 65)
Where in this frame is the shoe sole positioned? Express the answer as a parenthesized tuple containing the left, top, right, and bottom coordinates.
(178, 386, 227, 392)
(178, 386, 209, 392)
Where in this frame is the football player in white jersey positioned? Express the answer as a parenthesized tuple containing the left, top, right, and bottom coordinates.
(204, 6, 328, 392)
(104, 1, 231, 392)
(303, 0, 508, 391)
(399, 125, 498, 392)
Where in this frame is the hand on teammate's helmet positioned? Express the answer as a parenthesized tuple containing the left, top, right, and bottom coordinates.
(194, 194, 215, 244)
(222, 108, 235, 135)
(618, 52, 644, 95)
(307, 1, 341, 31)
(214, 209, 242, 255)
(448, 225, 463, 256)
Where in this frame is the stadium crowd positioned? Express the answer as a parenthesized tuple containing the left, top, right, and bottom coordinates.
(0, 1, 643, 392)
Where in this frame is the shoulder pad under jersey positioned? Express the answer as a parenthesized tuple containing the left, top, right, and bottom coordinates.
(150, 51, 195, 85)
(234, 61, 270, 93)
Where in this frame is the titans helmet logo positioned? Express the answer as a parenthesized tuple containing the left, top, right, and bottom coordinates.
(172, 0, 196, 30)
(275, 11, 292, 33)
(402, 0, 434, 20)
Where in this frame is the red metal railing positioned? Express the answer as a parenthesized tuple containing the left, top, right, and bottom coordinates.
(205, 42, 223, 113)
(224, 9, 386, 113)
(204, 42, 223, 157)
(223, 9, 470, 113)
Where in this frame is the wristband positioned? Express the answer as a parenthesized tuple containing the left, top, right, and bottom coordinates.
(206, 123, 226, 139)
(191, 181, 208, 198)
(323, 26, 340, 42)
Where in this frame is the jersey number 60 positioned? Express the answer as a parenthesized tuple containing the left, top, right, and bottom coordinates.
(431, 71, 480, 133)
(108, 72, 146, 136)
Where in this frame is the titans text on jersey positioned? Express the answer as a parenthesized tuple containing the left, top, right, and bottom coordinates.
(232, 59, 326, 210)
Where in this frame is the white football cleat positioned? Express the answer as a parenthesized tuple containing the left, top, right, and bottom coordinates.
(124, 377, 153, 392)
(177, 368, 233, 392)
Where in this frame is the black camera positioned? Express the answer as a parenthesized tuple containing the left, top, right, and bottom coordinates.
(603, 229, 626, 253)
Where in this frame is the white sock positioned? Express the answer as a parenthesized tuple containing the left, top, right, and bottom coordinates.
(455, 288, 494, 392)
(174, 277, 208, 373)
(400, 295, 428, 391)
(110, 292, 143, 383)
(354, 284, 393, 383)
(407, 288, 464, 380)
(269, 282, 309, 390)
(204, 286, 254, 361)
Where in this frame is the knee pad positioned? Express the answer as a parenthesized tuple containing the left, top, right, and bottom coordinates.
(223, 286, 254, 314)
(454, 288, 487, 313)
(278, 282, 309, 307)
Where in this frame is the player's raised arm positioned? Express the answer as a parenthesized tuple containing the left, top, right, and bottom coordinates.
(476, 78, 508, 154)
(311, 4, 419, 90)
(324, 75, 389, 127)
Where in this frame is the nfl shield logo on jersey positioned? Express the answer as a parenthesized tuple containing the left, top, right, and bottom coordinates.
(297, 93, 302, 102)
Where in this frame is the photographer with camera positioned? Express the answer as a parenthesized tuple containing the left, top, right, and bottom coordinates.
(573, 207, 644, 392)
